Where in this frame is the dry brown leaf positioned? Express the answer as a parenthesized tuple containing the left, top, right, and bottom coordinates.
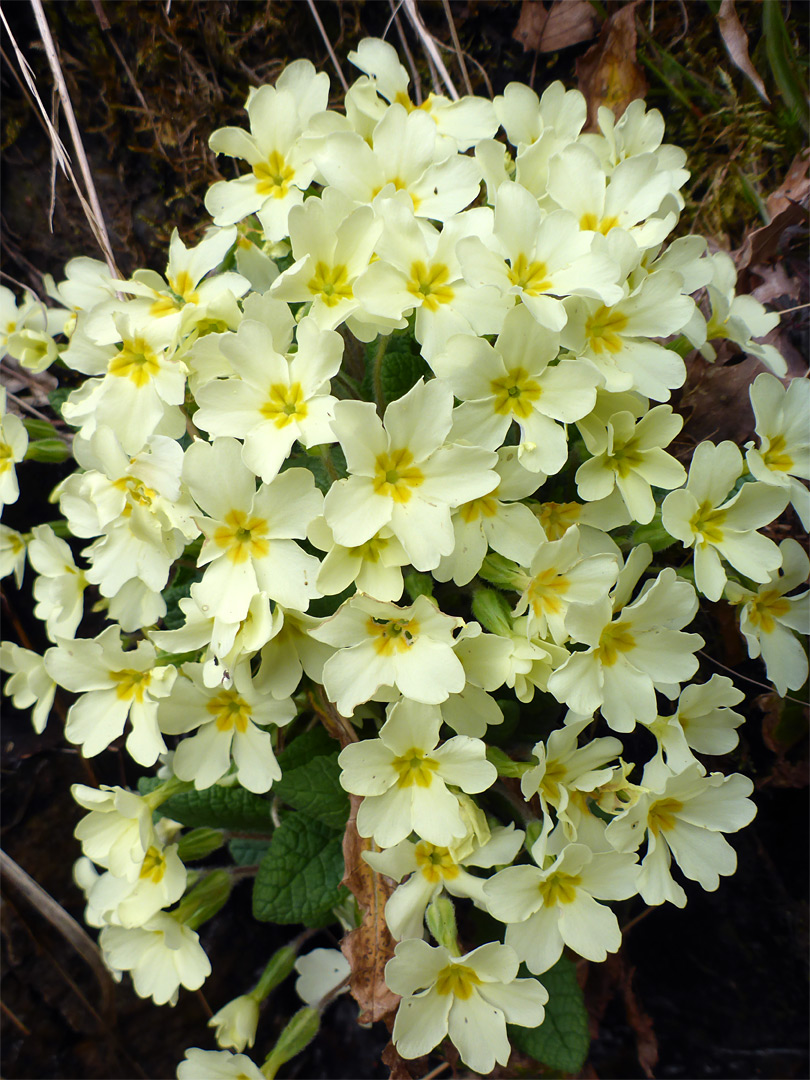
(340, 794, 400, 1024)
(749, 261, 802, 306)
(766, 149, 810, 218)
(513, 0, 598, 54)
(678, 352, 763, 449)
(717, 0, 770, 103)
(576, 1, 647, 130)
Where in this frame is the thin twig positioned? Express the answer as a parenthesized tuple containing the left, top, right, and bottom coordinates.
(29, 0, 121, 278)
(5, 388, 66, 428)
(697, 650, 808, 708)
(0, 850, 116, 1016)
(441, 0, 472, 95)
(387, 0, 423, 104)
(402, 0, 459, 100)
(305, 0, 349, 93)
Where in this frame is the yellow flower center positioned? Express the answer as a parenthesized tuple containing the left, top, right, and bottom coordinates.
(539, 759, 567, 803)
(595, 620, 636, 666)
(648, 796, 683, 835)
(414, 841, 460, 883)
(458, 495, 498, 523)
(213, 508, 271, 564)
(207, 688, 252, 733)
(372, 449, 424, 504)
(585, 306, 628, 355)
(434, 963, 482, 1000)
(406, 261, 454, 312)
(0, 441, 13, 474)
(689, 501, 727, 546)
(507, 253, 551, 295)
(111, 668, 152, 702)
(746, 589, 791, 634)
(108, 337, 162, 387)
(579, 211, 620, 235)
(348, 534, 388, 562)
(167, 269, 200, 304)
(527, 568, 570, 617)
(539, 870, 581, 907)
(393, 747, 439, 788)
(114, 474, 158, 515)
(260, 382, 308, 428)
(139, 846, 168, 883)
(253, 151, 295, 198)
(537, 501, 581, 541)
(307, 262, 354, 307)
(606, 437, 645, 478)
(490, 367, 543, 419)
(762, 434, 794, 472)
(367, 615, 420, 655)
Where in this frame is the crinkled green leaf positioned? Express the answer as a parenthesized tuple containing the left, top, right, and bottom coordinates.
(361, 332, 430, 405)
(508, 955, 590, 1074)
(139, 777, 274, 832)
(274, 752, 349, 830)
(277, 726, 337, 772)
(253, 812, 347, 925)
(229, 836, 271, 866)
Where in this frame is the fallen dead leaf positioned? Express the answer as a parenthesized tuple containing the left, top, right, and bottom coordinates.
(339, 794, 400, 1025)
(766, 149, 810, 219)
(717, 0, 770, 103)
(576, 1, 647, 129)
(749, 261, 802, 306)
(512, 0, 598, 54)
(677, 351, 763, 449)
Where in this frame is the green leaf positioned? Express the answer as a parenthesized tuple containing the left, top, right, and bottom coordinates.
(253, 813, 347, 925)
(139, 778, 275, 832)
(47, 386, 73, 420)
(509, 955, 590, 1074)
(380, 348, 430, 404)
(277, 726, 337, 772)
(274, 752, 349, 830)
(229, 836, 271, 866)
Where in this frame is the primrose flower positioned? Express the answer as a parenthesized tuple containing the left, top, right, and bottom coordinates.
(483, 839, 639, 973)
(700, 250, 787, 375)
(269, 189, 396, 341)
(323, 378, 498, 572)
(575, 404, 686, 524)
(645, 675, 745, 772)
(725, 538, 810, 696)
(457, 183, 623, 331)
(208, 994, 260, 1052)
(158, 662, 296, 793)
(294, 948, 351, 1007)
(45, 627, 176, 765)
(0, 642, 56, 734)
(337, 698, 496, 847)
(86, 833, 187, 929)
(307, 517, 410, 601)
(28, 524, 87, 641)
(548, 567, 703, 731)
(388, 939, 547, 1074)
(100, 911, 211, 1006)
(433, 446, 546, 587)
(177, 1049, 265, 1080)
(606, 758, 756, 908)
(745, 373, 810, 528)
(433, 305, 599, 475)
(348, 37, 498, 152)
(0, 387, 28, 511)
(661, 440, 789, 601)
(192, 315, 343, 482)
(0, 524, 26, 586)
(183, 436, 323, 623)
(561, 266, 694, 402)
(353, 201, 509, 360)
(312, 594, 465, 715)
(309, 102, 483, 221)
(205, 60, 329, 240)
(512, 524, 619, 644)
(71, 783, 160, 881)
(365, 822, 524, 941)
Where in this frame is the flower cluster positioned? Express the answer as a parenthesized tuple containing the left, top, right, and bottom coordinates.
(1, 35, 806, 1080)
